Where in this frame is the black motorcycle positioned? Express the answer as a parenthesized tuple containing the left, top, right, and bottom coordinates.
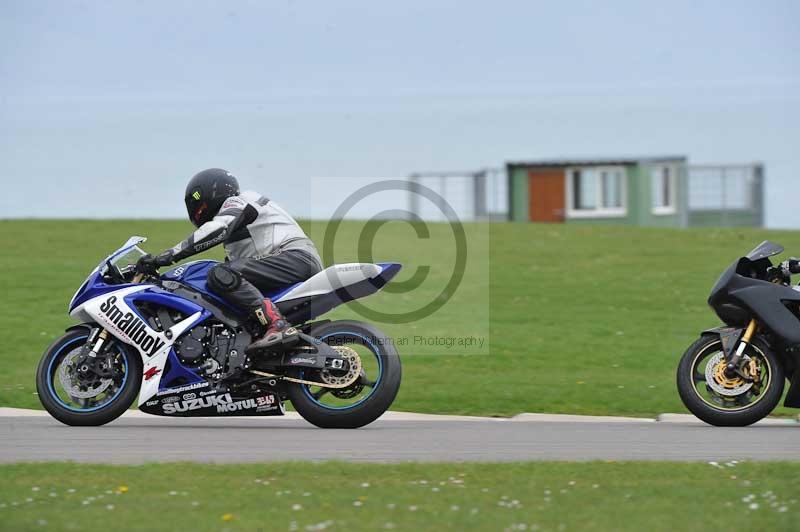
(677, 241, 800, 426)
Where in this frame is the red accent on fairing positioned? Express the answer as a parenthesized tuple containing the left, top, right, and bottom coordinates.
(143, 367, 162, 381)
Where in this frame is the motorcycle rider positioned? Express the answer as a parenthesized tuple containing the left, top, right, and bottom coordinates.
(136, 168, 322, 354)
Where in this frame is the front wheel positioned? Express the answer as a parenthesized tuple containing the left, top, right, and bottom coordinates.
(287, 320, 402, 428)
(36, 328, 142, 426)
(676, 334, 784, 427)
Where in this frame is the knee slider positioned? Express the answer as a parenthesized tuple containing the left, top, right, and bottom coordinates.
(207, 264, 241, 293)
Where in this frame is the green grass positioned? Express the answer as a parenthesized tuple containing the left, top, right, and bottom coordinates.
(1, 219, 800, 417)
(0, 461, 797, 532)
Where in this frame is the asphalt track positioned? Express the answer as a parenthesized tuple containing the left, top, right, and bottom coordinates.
(0, 410, 797, 463)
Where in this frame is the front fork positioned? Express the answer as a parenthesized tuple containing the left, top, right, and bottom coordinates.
(726, 319, 758, 374)
(89, 329, 109, 356)
(79, 274, 141, 364)
(74, 328, 113, 379)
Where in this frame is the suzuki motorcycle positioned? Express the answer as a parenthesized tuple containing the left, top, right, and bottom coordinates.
(677, 241, 800, 426)
(36, 236, 402, 428)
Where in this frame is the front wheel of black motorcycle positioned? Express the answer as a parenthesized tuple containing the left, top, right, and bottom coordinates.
(36, 328, 142, 426)
(287, 320, 402, 428)
(677, 335, 784, 427)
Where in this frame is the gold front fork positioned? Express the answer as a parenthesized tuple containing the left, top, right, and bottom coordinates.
(741, 319, 758, 345)
(729, 319, 758, 370)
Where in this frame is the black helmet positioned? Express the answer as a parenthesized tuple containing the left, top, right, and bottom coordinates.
(184, 168, 240, 226)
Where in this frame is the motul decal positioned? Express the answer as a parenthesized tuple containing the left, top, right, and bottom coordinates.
(161, 393, 274, 415)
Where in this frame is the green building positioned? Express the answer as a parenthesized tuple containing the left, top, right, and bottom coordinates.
(507, 156, 689, 227)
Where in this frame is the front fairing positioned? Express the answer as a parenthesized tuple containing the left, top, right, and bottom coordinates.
(709, 242, 785, 306)
(708, 243, 800, 338)
(69, 271, 142, 318)
(69, 236, 147, 314)
(708, 260, 739, 307)
(707, 244, 780, 327)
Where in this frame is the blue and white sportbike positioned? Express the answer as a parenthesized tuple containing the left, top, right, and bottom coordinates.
(36, 236, 402, 428)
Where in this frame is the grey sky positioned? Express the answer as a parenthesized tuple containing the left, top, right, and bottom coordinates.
(1, 1, 798, 226)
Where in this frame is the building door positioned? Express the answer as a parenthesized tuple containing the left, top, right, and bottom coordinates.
(528, 170, 565, 222)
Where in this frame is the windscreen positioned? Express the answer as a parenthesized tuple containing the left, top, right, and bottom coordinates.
(745, 240, 784, 260)
(97, 236, 148, 273)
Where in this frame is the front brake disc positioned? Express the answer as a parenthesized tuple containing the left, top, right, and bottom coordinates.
(58, 348, 112, 399)
(705, 353, 754, 397)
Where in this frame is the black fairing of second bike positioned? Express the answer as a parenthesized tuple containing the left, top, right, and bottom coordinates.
(708, 258, 800, 348)
(704, 244, 800, 407)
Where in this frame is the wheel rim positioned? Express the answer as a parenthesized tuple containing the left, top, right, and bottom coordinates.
(689, 340, 772, 412)
(301, 331, 384, 411)
(46, 335, 130, 413)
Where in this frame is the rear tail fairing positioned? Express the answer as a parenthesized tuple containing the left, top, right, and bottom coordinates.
(274, 262, 402, 323)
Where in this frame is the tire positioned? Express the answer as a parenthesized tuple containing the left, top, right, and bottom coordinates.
(287, 320, 402, 428)
(36, 328, 142, 426)
(676, 335, 784, 427)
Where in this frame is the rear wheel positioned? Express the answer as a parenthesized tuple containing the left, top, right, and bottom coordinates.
(677, 335, 784, 427)
(287, 320, 401, 428)
(36, 328, 142, 426)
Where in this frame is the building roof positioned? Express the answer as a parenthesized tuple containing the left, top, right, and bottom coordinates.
(506, 155, 687, 168)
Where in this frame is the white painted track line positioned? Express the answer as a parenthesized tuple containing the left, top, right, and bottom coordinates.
(1, 407, 796, 424)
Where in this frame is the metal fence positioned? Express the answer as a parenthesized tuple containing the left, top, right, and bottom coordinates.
(408, 169, 507, 222)
(687, 163, 764, 227)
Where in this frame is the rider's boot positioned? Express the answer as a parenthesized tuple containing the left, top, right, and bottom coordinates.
(245, 299, 298, 355)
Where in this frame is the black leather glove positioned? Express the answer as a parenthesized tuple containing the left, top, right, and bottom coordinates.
(137, 251, 174, 274)
(781, 258, 800, 277)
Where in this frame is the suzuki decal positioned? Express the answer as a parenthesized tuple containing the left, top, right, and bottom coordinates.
(161, 393, 274, 415)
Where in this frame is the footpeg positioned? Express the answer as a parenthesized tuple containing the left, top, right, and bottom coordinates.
(245, 327, 300, 355)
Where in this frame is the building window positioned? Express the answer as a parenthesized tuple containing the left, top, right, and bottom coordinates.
(567, 167, 626, 217)
(651, 166, 676, 215)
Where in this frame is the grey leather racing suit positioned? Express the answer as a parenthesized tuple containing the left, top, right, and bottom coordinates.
(165, 190, 323, 311)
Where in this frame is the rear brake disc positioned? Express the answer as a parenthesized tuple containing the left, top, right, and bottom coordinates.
(319, 346, 362, 388)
